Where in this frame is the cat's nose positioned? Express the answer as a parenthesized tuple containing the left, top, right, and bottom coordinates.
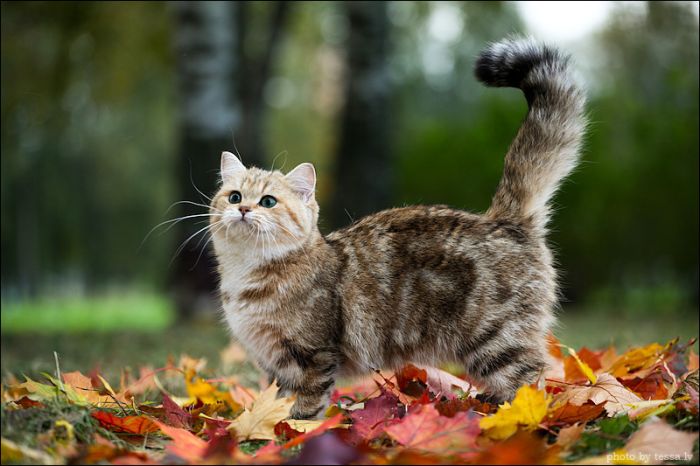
(239, 206, 251, 216)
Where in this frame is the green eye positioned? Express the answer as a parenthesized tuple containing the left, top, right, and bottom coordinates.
(259, 195, 277, 208)
(228, 191, 242, 204)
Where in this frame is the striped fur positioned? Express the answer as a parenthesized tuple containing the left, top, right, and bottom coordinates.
(211, 38, 586, 419)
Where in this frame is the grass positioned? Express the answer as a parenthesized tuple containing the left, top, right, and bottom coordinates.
(1, 290, 174, 333)
(1, 291, 697, 384)
(556, 306, 698, 349)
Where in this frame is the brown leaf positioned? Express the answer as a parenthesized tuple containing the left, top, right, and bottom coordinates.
(620, 373, 669, 400)
(553, 373, 642, 416)
(547, 402, 606, 425)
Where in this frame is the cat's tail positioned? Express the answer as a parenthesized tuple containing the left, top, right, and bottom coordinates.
(475, 37, 586, 234)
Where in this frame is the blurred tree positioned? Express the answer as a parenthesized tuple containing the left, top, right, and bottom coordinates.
(171, 2, 240, 320)
(329, 1, 392, 228)
(553, 0, 699, 305)
(170, 1, 292, 319)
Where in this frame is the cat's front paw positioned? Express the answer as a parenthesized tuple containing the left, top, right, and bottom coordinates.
(290, 405, 325, 420)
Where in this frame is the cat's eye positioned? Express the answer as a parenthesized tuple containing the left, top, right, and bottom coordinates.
(228, 191, 242, 204)
(259, 195, 277, 208)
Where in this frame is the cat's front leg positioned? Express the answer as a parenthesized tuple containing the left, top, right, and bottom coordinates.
(288, 377, 336, 420)
(274, 347, 339, 420)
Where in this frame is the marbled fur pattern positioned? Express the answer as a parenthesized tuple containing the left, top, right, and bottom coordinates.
(211, 38, 586, 419)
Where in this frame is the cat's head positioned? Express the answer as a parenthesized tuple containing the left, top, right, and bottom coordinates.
(210, 152, 319, 256)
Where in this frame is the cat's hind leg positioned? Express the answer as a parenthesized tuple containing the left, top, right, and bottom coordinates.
(464, 343, 547, 404)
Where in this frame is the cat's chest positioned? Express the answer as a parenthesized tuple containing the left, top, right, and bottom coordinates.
(219, 265, 287, 361)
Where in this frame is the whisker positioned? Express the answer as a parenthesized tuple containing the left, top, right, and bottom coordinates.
(140, 213, 223, 250)
(270, 150, 288, 172)
(164, 200, 221, 215)
(190, 222, 226, 271)
(170, 221, 221, 265)
(188, 158, 212, 202)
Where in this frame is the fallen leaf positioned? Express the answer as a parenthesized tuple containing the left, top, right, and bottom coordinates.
(475, 431, 551, 464)
(91, 411, 160, 435)
(621, 418, 697, 464)
(480, 385, 550, 440)
(688, 349, 699, 372)
(227, 382, 294, 441)
(162, 392, 193, 429)
(435, 397, 493, 417)
(553, 373, 642, 416)
(285, 418, 350, 433)
(556, 423, 586, 450)
(179, 355, 207, 373)
(385, 404, 480, 453)
(152, 419, 208, 463)
(286, 432, 361, 465)
(220, 342, 248, 367)
(564, 346, 599, 384)
(61, 371, 130, 407)
(282, 413, 346, 450)
(620, 372, 669, 400)
(184, 369, 240, 412)
(607, 343, 665, 378)
(546, 402, 606, 425)
(348, 389, 401, 442)
(423, 366, 476, 399)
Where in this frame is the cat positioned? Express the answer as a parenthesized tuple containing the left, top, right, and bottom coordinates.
(210, 37, 586, 419)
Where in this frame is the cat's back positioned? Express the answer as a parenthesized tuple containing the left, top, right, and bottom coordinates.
(325, 205, 556, 372)
(326, 204, 542, 262)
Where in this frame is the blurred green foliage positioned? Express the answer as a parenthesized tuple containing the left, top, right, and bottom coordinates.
(1, 2, 698, 317)
(1, 290, 173, 333)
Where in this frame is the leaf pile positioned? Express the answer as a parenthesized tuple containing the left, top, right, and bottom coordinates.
(1, 337, 698, 464)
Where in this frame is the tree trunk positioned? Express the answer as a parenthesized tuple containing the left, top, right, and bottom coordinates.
(329, 1, 392, 229)
(170, 1, 291, 320)
(171, 1, 241, 321)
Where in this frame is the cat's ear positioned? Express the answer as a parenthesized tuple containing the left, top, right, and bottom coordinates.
(285, 163, 316, 202)
(220, 151, 245, 182)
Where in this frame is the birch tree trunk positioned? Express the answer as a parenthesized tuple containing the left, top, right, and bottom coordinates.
(171, 1, 240, 320)
(170, 1, 291, 320)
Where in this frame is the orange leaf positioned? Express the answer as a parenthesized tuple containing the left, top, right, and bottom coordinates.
(687, 349, 698, 372)
(385, 404, 480, 453)
(91, 412, 159, 435)
(152, 419, 208, 463)
(607, 343, 664, 378)
(547, 333, 564, 360)
(563, 346, 598, 384)
(475, 431, 549, 465)
(564, 347, 603, 383)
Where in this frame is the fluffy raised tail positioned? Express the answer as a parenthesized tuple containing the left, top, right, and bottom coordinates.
(476, 38, 586, 234)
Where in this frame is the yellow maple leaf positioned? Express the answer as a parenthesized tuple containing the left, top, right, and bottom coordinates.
(227, 382, 295, 441)
(479, 385, 550, 440)
(184, 369, 240, 412)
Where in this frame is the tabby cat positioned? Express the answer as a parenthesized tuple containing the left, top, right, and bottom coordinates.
(210, 38, 586, 419)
